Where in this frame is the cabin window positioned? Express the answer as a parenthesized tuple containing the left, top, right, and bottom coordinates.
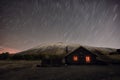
(85, 56, 91, 63)
(73, 55, 78, 62)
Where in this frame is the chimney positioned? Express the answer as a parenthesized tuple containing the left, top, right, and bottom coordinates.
(66, 46, 69, 54)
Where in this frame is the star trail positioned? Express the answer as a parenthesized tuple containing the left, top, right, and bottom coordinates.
(0, 0, 120, 52)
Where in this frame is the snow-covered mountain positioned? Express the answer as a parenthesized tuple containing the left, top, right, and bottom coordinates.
(17, 42, 116, 55)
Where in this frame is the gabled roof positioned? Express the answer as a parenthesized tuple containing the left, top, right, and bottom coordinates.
(64, 46, 97, 58)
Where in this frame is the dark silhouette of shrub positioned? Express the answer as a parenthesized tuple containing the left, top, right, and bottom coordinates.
(0, 52, 10, 60)
(9, 52, 63, 60)
(11, 54, 24, 60)
(10, 53, 43, 60)
(23, 54, 34, 60)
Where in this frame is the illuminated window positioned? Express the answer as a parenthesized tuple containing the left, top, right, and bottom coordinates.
(73, 55, 78, 62)
(85, 56, 91, 63)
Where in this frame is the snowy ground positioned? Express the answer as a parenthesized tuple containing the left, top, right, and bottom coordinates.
(0, 61, 120, 80)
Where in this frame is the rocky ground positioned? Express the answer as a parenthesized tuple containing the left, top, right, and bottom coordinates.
(0, 61, 120, 80)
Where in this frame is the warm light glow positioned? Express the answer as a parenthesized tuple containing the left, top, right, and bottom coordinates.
(85, 56, 91, 63)
(0, 47, 20, 54)
(73, 55, 78, 62)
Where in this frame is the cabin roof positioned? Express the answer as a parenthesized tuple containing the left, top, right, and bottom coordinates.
(64, 46, 97, 58)
(66, 45, 116, 55)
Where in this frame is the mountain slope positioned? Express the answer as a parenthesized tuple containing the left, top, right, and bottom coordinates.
(17, 42, 120, 63)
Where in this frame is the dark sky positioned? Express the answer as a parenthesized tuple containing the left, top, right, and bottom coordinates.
(0, 0, 120, 51)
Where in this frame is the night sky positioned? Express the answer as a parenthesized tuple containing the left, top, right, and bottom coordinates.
(0, 0, 120, 52)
